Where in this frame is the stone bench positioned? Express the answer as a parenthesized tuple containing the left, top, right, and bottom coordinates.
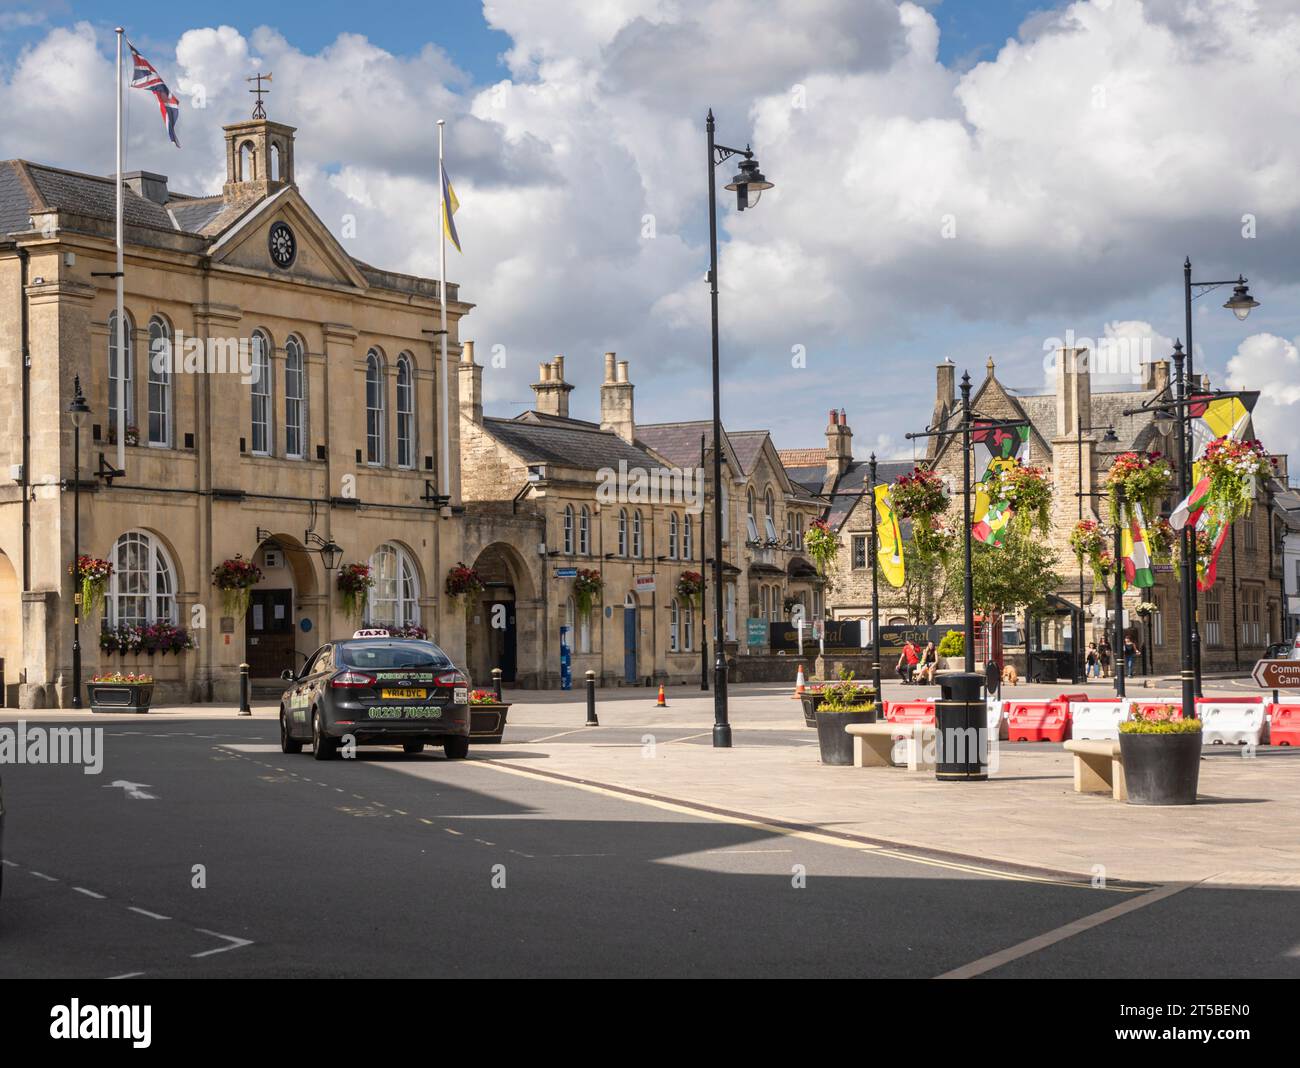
(1063, 739, 1127, 801)
(846, 722, 936, 771)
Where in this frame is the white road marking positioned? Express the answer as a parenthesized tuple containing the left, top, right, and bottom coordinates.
(526, 728, 600, 743)
(73, 886, 106, 899)
(127, 906, 171, 920)
(107, 972, 145, 979)
(104, 780, 157, 800)
(934, 881, 1196, 979)
(191, 929, 254, 958)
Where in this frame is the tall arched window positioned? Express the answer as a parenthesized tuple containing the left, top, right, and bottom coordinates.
(668, 513, 679, 559)
(284, 335, 306, 459)
(578, 506, 590, 555)
(618, 509, 628, 556)
(146, 316, 171, 447)
(632, 510, 643, 558)
(682, 601, 694, 652)
(563, 505, 574, 555)
(670, 599, 680, 652)
(107, 309, 134, 438)
(395, 353, 414, 468)
(721, 479, 730, 542)
(746, 487, 759, 542)
(683, 513, 694, 560)
(250, 330, 272, 456)
(107, 530, 176, 626)
(764, 488, 778, 541)
(365, 349, 385, 465)
(368, 543, 420, 628)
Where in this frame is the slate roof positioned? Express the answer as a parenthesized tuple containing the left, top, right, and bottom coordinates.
(727, 430, 768, 476)
(824, 459, 914, 530)
(1013, 387, 1165, 458)
(482, 413, 668, 471)
(635, 420, 717, 468)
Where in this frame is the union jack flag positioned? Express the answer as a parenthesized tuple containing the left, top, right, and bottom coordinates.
(128, 42, 181, 147)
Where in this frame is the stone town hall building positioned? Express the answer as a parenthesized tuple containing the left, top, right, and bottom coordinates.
(0, 111, 471, 705)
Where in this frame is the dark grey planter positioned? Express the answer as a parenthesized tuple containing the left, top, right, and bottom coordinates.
(469, 702, 510, 743)
(800, 691, 825, 727)
(814, 706, 879, 765)
(87, 682, 154, 713)
(1119, 731, 1202, 805)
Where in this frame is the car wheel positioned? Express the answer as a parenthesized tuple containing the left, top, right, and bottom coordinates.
(312, 710, 337, 761)
(443, 735, 470, 760)
(280, 709, 303, 754)
(402, 742, 424, 754)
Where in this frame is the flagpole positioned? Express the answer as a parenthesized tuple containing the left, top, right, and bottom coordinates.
(115, 28, 126, 474)
(437, 120, 450, 516)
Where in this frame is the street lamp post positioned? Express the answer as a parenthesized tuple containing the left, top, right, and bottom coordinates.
(1113, 483, 1127, 699)
(868, 453, 882, 697)
(1182, 258, 1259, 696)
(68, 377, 91, 709)
(1075, 424, 1119, 682)
(700, 433, 709, 691)
(705, 108, 773, 748)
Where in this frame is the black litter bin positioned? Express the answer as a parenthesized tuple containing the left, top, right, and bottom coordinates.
(934, 671, 988, 782)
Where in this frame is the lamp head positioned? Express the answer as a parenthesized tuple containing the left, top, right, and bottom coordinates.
(1223, 277, 1260, 321)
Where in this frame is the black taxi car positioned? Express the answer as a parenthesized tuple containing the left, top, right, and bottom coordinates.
(279, 632, 471, 760)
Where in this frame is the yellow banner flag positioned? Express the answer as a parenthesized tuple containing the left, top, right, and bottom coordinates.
(875, 484, 905, 588)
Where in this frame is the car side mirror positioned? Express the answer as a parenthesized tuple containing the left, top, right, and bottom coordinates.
(280, 669, 296, 682)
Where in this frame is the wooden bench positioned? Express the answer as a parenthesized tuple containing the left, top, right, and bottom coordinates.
(1063, 739, 1127, 801)
(845, 722, 936, 771)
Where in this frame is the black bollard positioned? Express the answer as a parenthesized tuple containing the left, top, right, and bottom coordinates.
(238, 662, 251, 717)
(585, 670, 599, 726)
(491, 667, 503, 703)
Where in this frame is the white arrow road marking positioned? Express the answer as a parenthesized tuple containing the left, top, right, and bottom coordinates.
(191, 929, 254, 958)
(104, 780, 157, 800)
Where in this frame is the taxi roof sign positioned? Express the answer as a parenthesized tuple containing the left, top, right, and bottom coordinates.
(352, 628, 392, 639)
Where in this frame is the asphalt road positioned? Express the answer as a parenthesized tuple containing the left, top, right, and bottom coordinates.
(2, 719, 1297, 978)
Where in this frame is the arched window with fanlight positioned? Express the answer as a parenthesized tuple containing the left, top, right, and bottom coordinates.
(367, 543, 420, 628)
(250, 329, 273, 456)
(107, 309, 135, 438)
(146, 316, 171, 447)
(395, 353, 414, 468)
(107, 530, 177, 626)
(365, 349, 385, 465)
(284, 334, 306, 459)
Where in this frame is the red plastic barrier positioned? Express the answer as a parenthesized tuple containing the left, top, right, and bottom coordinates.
(885, 700, 935, 725)
(1268, 704, 1300, 746)
(1195, 696, 1265, 705)
(1005, 700, 1068, 742)
(1131, 700, 1184, 720)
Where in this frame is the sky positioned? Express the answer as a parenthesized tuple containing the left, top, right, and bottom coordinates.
(1, 0, 1297, 470)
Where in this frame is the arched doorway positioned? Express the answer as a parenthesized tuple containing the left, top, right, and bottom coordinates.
(623, 591, 639, 683)
(246, 533, 320, 679)
(0, 549, 18, 706)
(467, 542, 537, 686)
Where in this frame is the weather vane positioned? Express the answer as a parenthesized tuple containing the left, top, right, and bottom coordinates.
(247, 72, 272, 119)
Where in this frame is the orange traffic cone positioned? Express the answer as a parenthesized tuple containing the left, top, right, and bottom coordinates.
(793, 663, 806, 700)
(656, 683, 667, 707)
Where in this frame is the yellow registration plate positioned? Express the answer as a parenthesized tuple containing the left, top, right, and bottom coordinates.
(380, 688, 428, 700)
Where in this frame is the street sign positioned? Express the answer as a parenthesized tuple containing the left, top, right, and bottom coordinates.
(1251, 658, 1300, 689)
(634, 574, 656, 594)
(554, 567, 577, 578)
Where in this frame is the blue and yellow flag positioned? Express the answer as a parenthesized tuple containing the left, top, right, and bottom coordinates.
(441, 162, 461, 253)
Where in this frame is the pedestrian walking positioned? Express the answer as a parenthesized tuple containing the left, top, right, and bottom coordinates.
(1085, 641, 1099, 679)
(1099, 638, 1112, 678)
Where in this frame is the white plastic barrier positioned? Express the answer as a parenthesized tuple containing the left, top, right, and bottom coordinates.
(986, 698, 1007, 741)
(1199, 699, 1266, 746)
(1070, 699, 1130, 741)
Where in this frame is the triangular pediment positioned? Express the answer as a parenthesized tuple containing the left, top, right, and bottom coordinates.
(207, 187, 368, 290)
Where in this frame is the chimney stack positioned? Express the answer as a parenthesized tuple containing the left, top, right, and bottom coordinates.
(1151, 358, 1170, 396)
(600, 352, 635, 442)
(458, 340, 482, 424)
(1054, 346, 1092, 439)
(825, 408, 853, 488)
(531, 355, 574, 418)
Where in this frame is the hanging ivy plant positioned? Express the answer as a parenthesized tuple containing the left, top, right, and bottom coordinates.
(803, 519, 840, 576)
(573, 568, 603, 616)
(1069, 519, 1111, 585)
(211, 554, 263, 619)
(1107, 451, 1174, 520)
(444, 562, 485, 602)
(993, 464, 1053, 535)
(675, 570, 703, 609)
(337, 563, 374, 619)
(1200, 437, 1272, 524)
(73, 555, 113, 619)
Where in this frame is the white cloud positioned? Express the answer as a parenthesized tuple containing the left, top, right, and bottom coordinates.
(1225, 332, 1300, 463)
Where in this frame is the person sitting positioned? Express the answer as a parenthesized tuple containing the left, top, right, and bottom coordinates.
(917, 641, 938, 685)
(896, 640, 919, 683)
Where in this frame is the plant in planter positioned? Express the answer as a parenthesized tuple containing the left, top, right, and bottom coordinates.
(803, 519, 840, 580)
(444, 562, 484, 604)
(573, 568, 603, 616)
(676, 570, 703, 608)
(73, 555, 112, 620)
(107, 425, 140, 447)
(937, 629, 964, 658)
(1119, 705, 1203, 805)
(1200, 437, 1271, 524)
(99, 621, 196, 656)
(211, 554, 263, 619)
(467, 686, 510, 743)
(87, 670, 155, 713)
(384, 623, 428, 639)
(337, 563, 374, 619)
(812, 669, 878, 764)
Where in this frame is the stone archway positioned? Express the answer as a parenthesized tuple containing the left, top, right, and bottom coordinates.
(247, 532, 321, 678)
(467, 541, 540, 688)
(0, 549, 18, 706)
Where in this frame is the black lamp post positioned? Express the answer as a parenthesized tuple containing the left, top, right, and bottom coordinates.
(1075, 424, 1119, 682)
(68, 377, 91, 709)
(706, 108, 773, 748)
(1182, 259, 1259, 695)
(1112, 483, 1127, 699)
(868, 453, 882, 697)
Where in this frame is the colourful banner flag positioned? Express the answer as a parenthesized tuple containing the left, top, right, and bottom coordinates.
(1120, 501, 1155, 590)
(875, 484, 905, 588)
(441, 162, 461, 252)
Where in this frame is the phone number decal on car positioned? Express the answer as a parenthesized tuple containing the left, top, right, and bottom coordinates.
(368, 707, 443, 719)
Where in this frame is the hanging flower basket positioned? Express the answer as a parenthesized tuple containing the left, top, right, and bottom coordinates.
(444, 562, 484, 603)
(803, 519, 840, 576)
(1200, 437, 1271, 525)
(1147, 516, 1176, 569)
(676, 570, 703, 608)
(1069, 520, 1114, 585)
(99, 622, 196, 656)
(891, 468, 949, 521)
(73, 555, 113, 620)
(1107, 451, 1174, 519)
(337, 563, 374, 619)
(211, 554, 263, 619)
(992, 464, 1053, 534)
(573, 568, 603, 616)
